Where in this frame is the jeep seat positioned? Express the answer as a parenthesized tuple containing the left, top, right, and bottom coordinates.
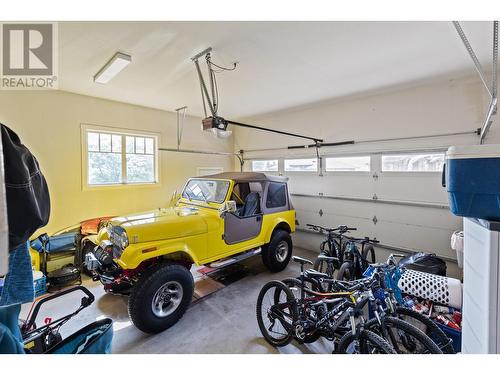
(241, 192, 260, 217)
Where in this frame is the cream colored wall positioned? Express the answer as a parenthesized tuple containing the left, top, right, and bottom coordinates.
(0, 90, 234, 234)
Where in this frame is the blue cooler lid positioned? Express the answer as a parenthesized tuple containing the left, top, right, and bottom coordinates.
(447, 144, 500, 160)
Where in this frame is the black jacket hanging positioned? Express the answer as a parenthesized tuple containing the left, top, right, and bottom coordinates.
(1, 124, 50, 250)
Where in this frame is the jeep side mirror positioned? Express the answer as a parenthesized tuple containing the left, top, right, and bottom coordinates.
(219, 200, 237, 217)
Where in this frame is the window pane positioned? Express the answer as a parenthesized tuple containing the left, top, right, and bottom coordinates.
(99, 133, 111, 152)
(87, 132, 99, 151)
(126, 136, 135, 153)
(266, 183, 287, 208)
(88, 152, 122, 184)
(135, 137, 145, 154)
(284, 158, 317, 172)
(126, 154, 155, 183)
(112, 134, 122, 153)
(381, 153, 445, 172)
(145, 138, 154, 155)
(252, 160, 278, 172)
(326, 156, 371, 172)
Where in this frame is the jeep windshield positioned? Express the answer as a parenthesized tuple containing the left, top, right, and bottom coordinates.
(181, 179, 230, 204)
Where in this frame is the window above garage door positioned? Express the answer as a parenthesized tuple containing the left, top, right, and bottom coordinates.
(325, 156, 371, 172)
(381, 153, 445, 172)
(81, 124, 159, 189)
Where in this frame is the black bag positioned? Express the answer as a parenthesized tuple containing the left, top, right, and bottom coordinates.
(1, 124, 50, 250)
(47, 265, 81, 287)
(398, 252, 447, 276)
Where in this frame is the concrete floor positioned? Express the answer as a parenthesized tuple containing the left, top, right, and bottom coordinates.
(21, 247, 334, 354)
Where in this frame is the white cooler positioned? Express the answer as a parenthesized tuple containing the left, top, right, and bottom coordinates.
(462, 217, 500, 353)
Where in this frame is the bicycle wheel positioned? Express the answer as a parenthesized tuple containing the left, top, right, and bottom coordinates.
(365, 316, 442, 354)
(394, 306, 455, 354)
(281, 277, 317, 296)
(256, 281, 297, 347)
(362, 244, 376, 264)
(337, 262, 354, 281)
(313, 257, 336, 277)
(281, 278, 321, 344)
(336, 330, 396, 354)
(339, 242, 349, 264)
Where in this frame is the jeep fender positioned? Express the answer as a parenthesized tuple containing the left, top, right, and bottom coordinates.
(263, 219, 292, 244)
(116, 242, 200, 270)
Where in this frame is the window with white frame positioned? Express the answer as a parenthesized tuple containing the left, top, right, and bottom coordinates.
(381, 153, 445, 172)
(284, 158, 318, 172)
(325, 156, 371, 172)
(84, 126, 158, 186)
(251, 160, 279, 172)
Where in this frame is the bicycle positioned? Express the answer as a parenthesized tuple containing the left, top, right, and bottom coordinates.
(279, 258, 442, 354)
(337, 236, 379, 281)
(364, 255, 456, 354)
(306, 224, 356, 276)
(256, 256, 396, 353)
(361, 287, 443, 354)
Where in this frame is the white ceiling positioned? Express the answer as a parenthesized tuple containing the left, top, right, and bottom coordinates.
(59, 21, 495, 118)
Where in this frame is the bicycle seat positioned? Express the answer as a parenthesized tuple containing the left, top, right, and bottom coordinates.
(317, 254, 338, 263)
(292, 256, 313, 265)
(304, 269, 330, 279)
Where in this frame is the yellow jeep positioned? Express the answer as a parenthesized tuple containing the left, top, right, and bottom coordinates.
(85, 172, 296, 333)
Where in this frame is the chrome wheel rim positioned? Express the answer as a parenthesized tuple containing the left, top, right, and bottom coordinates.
(151, 281, 183, 318)
(276, 240, 289, 262)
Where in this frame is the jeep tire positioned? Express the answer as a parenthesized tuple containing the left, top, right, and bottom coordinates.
(262, 230, 293, 273)
(128, 263, 194, 334)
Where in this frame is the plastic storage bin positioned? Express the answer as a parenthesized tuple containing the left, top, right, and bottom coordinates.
(33, 270, 47, 297)
(462, 217, 500, 353)
(435, 321, 462, 352)
(30, 232, 76, 253)
(445, 144, 500, 221)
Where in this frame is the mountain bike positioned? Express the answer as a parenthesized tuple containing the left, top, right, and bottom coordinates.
(306, 224, 356, 277)
(362, 287, 442, 354)
(337, 236, 379, 281)
(256, 256, 396, 353)
(279, 257, 442, 354)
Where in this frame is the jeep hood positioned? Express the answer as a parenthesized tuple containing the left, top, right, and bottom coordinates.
(110, 206, 209, 243)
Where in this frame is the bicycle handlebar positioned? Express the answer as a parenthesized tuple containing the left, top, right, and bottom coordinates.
(341, 235, 380, 244)
(306, 224, 357, 234)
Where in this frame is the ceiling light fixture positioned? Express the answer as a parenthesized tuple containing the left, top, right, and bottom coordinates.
(94, 52, 131, 84)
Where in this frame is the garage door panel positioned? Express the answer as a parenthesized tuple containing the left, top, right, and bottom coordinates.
(288, 176, 323, 195)
(376, 204, 461, 230)
(319, 174, 374, 197)
(375, 219, 456, 259)
(376, 174, 448, 203)
(293, 198, 375, 223)
(288, 174, 374, 199)
(292, 195, 376, 216)
(293, 195, 459, 231)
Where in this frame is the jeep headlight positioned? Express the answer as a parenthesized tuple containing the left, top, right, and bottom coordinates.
(107, 224, 129, 252)
(120, 231, 129, 249)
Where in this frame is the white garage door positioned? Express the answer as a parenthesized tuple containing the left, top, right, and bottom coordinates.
(248, 152, 462, 276)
